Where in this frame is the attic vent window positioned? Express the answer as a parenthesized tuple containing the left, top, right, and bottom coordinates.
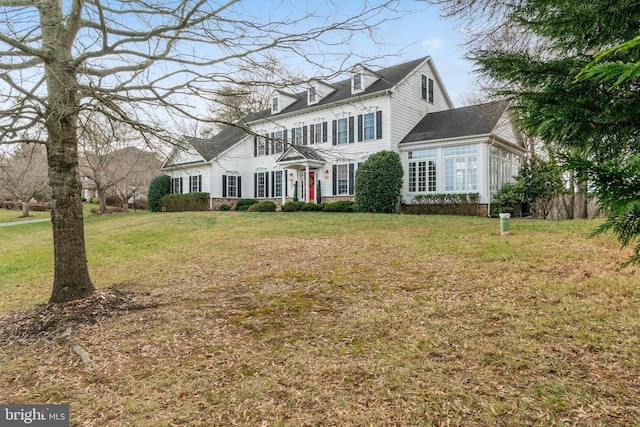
(353, 73, 362, 91)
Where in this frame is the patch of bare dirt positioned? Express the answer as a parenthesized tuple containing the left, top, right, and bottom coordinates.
(0, 287, 156, 345)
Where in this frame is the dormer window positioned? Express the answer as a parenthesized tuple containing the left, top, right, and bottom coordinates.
(353, 73, 362, 91)
(308, 86, 316, 103)
(272, 96, 279, 112)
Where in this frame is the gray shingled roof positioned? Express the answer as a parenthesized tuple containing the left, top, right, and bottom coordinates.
(179, 57, 432, 163)
(245, 56, 430, 123)
(185, 122, 250, 162)
(401, 100, 509, 144)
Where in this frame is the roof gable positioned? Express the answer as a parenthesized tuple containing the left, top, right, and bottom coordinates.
(400, 100, 511, 144)
(246, 56, 430, 123)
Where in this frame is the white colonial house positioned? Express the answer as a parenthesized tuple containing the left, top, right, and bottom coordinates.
(161, 56, 526, 214)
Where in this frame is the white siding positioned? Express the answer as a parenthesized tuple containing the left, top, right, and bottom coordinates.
(390, 59, 452, 152)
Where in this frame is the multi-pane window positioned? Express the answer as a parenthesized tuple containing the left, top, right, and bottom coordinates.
(189, 175, 202, 193)
(274, 131, 284, 153)
(171, 177, 182, 194)
(272, 97, 278, 112)
(293, 127, 303, 145)
(490, 146, 523, 192)
(314, 124, 322, 143)
(227, 175, 237, 197)
(337, 118, 348, 144)
(257, 137, 266, 155)
(408, 149, 437, 192)
(444, 144, 477, 192)
(337, 164, 349, 195)
(421, 75, 434, 103)
(353, 73, 362, 91)
(363, 113, 375, 140)
(309, 86, 316, 103)
(274, 171, 283, 197)
(256, 172, 266, 198)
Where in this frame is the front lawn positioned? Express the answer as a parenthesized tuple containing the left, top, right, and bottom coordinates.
(1, 212, 638, 426)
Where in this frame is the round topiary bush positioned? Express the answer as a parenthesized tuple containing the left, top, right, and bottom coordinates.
(236, 198, 258, 211)
(355, 151, 403, 213)
(148, 174, 172, 212)
(254, 200, 277, 212)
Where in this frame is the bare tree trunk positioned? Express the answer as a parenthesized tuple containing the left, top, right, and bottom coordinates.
(42, 3, 94, 303)
(21, 200, 30, 218)
(577, 180, 589, 219)
(98, 190, 107, 214)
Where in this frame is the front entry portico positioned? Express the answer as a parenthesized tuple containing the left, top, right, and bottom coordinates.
(277, 145, 325, 203)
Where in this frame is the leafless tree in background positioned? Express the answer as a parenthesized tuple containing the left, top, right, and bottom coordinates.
(0, 144, 50, 217)
(0, 0, 404, 303)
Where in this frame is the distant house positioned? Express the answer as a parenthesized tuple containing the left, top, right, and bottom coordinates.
(161, 56, 526, 214)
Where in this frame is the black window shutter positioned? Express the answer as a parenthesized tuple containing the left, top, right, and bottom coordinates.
(265, 173, 269, 198)
(332, 165, 337, 195)
(265, 135, 270, 155)
(254, 173, 257, 198)
(376, 111, 383, 139)
(291, 128, 295, 145)
(303, 126, 308, 145)
(270, 132, 274, 153)
(348, 116, 354, 143)
(270, 171, 275, 197)
(284, 171, 288, 197)
(322, 122, 328, 142)
(222, 175, 227, 198)
(332, 120, 337, 145)
(309, 124, 315, 144)
(348, 164, 355, 195)
(199, 175, 202, 192)
(254, 136, 257, 157)
(357, 114, 363, 142)
(238, 177, 242, 198)
(179, 177, 183, 194)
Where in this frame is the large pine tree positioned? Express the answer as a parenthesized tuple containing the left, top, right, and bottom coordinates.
(438, 0, 640, 264)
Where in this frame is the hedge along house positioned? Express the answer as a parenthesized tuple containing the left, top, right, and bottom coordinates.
(161, 56, 526, 212)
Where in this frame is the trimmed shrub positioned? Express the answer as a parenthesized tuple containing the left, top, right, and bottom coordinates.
(219, 204, 232, 211)
(148, 174, 172, 212)
(254, 201, 277, 212)
(324, 201, 355, 212)
(236, 198, 258, 211)
(408, 193, 481, 216)
(281, 201, 299, 212)
(355, 151, 403, 213)
(160, 192, 209, 212)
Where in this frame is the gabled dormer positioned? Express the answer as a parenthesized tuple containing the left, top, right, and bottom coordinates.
(351, 64, 379, 94)
(307, 80, 336, 105)
(270, 89, 298, 114)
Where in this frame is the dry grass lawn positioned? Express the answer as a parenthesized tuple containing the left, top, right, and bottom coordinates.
(1, 211, 639, 426)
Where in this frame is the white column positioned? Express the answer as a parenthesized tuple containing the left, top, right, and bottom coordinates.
(282, 169, 286, 205)
(305, 165, 310, 203)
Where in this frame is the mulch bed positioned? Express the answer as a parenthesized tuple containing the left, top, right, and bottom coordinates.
(0, 288, 155, 345)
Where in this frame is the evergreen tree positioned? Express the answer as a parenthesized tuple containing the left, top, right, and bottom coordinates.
(437, 0, 640, 264)
(355, 151, 403, 213)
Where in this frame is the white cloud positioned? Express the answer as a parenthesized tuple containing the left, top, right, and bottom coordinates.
(421, 38, 443, 50)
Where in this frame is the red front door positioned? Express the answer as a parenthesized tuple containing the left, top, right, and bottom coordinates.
(308, 171, 315, 203)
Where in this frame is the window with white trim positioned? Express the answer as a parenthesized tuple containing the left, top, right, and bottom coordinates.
(444, 144, 478, 192)
(337, 164, 349, 195)
(256, 172, 266, 198)
(274, 171, 283, 197)
(171, 177, 183, 194)
(353, 73, 362, 91)
(337, 118, 348, 144)
(227, 175, 238, 198)
(363, 113, 375, 140)
(273, 131, 284, 153)
(308, 86, 316, 103)
(490, 146, 523, 192)
(189, 175, 202, 193)
(272, 97, 279, 112)
(408, 149, 437, 192)
(293, 127, 303, 145)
